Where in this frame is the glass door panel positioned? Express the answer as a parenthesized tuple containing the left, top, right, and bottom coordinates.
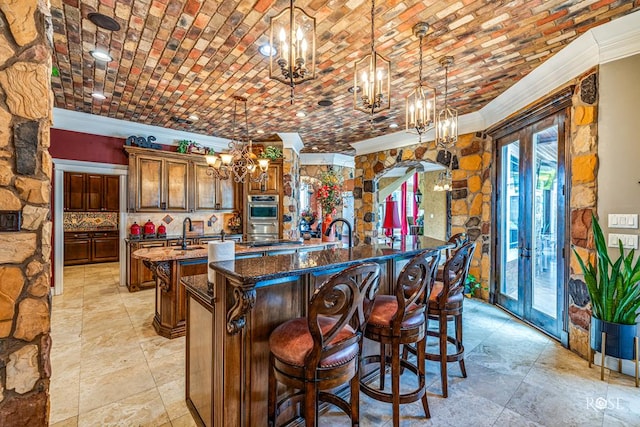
(499, 141, 521, 306)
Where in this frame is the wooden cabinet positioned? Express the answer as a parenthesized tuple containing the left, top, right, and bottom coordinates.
(247, 162, 281, 195)
(128, 240, 166, 291)
(126, 146, 237, 213)
(64, 231, 119, 266)
(193, 164, 236, 211)
(64, 173, 120, 212)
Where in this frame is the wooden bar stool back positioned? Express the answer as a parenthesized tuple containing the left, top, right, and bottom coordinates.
(267, 263, 381, 427)
(426, 240, 476, 398)
(360, 249, 440, 427)
(436, 232, 468, 282)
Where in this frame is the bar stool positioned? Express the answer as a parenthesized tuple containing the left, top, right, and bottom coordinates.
(360, 249, 440, 427)
(436, 232, 467, 282)
(267, 263, 381, 427)
(424, 240, 476, 398)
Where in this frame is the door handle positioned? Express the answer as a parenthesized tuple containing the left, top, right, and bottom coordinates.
(521, 247, 532, 258)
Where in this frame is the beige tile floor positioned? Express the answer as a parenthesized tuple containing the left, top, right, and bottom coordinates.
(50, 263, 640, 427)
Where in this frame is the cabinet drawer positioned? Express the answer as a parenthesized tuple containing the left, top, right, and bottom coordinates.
(92, 231, 119, 238)
(168, 239, 195, 246)
(65, 232, 90, 240)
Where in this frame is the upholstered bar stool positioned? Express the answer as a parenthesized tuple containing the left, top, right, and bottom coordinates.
(436, 232, 467, 282)
(268, 263, 381, 427)
(423, 240, 476, 398)
(360, 249, 440, 427)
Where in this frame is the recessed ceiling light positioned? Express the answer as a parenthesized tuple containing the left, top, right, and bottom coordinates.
(311, 146, 319, 150)
(90, 50, 112, 62)
(87, 13, 121, 31)
(348, 86, 361, 93)
(188, 114, 199, 121)
(389, 123, 399, 128)
(91, 92, 106, 100)
(296, 111, 306, 117)
(317, 99, 333, 107)
(259, 43, 276, 57)
(256, 129, 265, 134)
(372, 115, 388, 123)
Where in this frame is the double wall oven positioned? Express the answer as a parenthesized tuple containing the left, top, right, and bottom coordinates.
(246, 195, 279, 241)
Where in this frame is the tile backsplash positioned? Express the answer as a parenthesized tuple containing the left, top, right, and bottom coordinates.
(64, 212, 119, 230)
(126, 212, 237, 236)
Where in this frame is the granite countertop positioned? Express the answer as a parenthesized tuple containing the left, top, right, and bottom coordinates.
(64, 228, 119, 233)
(200, 236, 451, 286)
(131, 238, 334, 262)
(180, 275, 213, 304)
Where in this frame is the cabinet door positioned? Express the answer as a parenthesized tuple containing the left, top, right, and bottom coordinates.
(64, 236, 91, 265)
(92, 233, 119, 262)
(247, 163, 280, 194)
(103, 175, 120, 211)
(137, 156, 164, 211)
(194, 164, 217, 210)
(85, 174, 104, 211)
(64, 172, 85, 211)
(165, 159, 189, 212)
(217, 177, 235, 210)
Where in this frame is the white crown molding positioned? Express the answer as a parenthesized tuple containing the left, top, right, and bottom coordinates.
(52, 108, 230, 151)
(277, 132, 305, 154)
(52, 158, 128, 174)
(300, 153, 355, 168)
(352, 10, 640, 155)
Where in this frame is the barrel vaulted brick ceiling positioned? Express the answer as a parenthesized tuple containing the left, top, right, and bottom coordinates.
(50, 0, 640, 153)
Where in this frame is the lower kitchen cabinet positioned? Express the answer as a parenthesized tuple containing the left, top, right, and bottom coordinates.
(64, 231, 119, 266)
(128, 240, 166, 291)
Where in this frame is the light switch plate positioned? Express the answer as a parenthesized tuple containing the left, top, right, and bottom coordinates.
(608, 233, 639, 249)
(608, 214, 638, 229)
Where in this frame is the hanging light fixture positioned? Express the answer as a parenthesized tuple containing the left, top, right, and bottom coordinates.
(414, 187, 423, 204)
(269, 0, 316, 104)
(353, 0, 391, 117)
(205, 96, 269, 184)
(405, 22, 435, 141)
(436, 56, 458, 149)
(433, 168, 452, 192)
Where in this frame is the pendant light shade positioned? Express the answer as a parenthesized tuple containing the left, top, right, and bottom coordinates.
(406, 22, 435, 140)
(436, 56, 458, 149)
(353, 0, 391, 116)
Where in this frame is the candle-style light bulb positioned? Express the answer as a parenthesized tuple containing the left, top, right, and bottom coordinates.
(301, 38, 307, 60)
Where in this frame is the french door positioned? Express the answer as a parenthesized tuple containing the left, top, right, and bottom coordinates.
(495, 110, 567, 339)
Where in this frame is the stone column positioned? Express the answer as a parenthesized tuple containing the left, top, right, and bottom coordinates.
(0, 0, 53, 425)
(281, 148, 300, 238)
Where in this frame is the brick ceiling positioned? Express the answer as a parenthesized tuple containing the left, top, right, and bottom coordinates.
(50, 0, 640, 154)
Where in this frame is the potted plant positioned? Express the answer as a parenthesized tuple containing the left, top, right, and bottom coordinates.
(464, 273, 481, 298)
(260, 145, 283, 160)
(573, 213, 640, 360)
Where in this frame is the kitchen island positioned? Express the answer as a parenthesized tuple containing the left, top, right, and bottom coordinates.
(181, 236, 451, 427)
(132, 239, 336, 338)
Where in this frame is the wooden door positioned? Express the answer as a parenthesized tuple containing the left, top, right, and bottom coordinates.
(165, 159, 189, 212)
(64, 172, 85, 211)
(103, 175, 120, 211)
(137, 156, 164, 211)
(85, 174, 104, 211)
(193, 164, 217, 210)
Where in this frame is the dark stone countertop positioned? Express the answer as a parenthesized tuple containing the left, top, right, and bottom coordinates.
(180, 275, 213, 305)
(198, 236, 451, 287)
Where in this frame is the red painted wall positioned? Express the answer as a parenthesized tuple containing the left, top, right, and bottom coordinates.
(50, 129, 176, 164)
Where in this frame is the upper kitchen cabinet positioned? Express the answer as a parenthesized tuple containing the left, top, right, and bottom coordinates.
(64, 172, 120, 212)
(126, 146, 236, 213)
(193, 164, 235, 211)
(246, 160, 281, 195)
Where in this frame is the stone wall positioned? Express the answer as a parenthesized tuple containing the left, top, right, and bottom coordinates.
(567, 71, 599, 358)
(0, 0, 53, 425)
(281, 148, 300, 239)
(354, 132, 491, 298)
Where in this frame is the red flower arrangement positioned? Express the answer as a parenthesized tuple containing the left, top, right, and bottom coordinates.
(316, 170, 342, 215)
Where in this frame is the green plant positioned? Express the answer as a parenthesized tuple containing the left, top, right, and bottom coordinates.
(464, 273, 481, 296)
(573, 213, 640, 325)
(261, 145, 283, 160)
(177, 140, 191, 153)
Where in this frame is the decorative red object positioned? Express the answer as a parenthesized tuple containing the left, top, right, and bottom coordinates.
(383, 198, 402, 238)
(321, 214, 335, 242)
(130, 222, 141, 239)
(157, 223, 167, 236)
(143, 219, 156, 238)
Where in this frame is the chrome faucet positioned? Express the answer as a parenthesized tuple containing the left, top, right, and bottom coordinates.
(324, 218, 353, 248)
(182, 217, 193, 250)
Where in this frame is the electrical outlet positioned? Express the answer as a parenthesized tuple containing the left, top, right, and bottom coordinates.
(608, 214, 638, 229)
(608, 233, 638, 249)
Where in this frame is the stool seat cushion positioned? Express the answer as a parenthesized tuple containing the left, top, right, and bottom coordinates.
(269, 316, 358, 368)
(428, 282, 463, 305)
(367, 295, 423, 329)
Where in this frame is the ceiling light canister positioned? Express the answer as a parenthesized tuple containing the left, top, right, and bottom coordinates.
(90, 50, 113, 62)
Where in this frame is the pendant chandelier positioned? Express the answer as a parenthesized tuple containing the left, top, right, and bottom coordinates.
(268, 0, 316, 104)
(353, 0, 391, 117)
(405, 22, 435, 141)
(433, 168, 452, 192)
(205, 96, 269, 184)
(436, 56, 458, 148)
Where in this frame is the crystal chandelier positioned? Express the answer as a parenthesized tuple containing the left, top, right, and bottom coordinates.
(405, 22, 435, 141)
(353, 0, 391, 117)
(205, 96, 269, 184)
(269, 0, 316, 104)
(436, 56, 458, 148)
